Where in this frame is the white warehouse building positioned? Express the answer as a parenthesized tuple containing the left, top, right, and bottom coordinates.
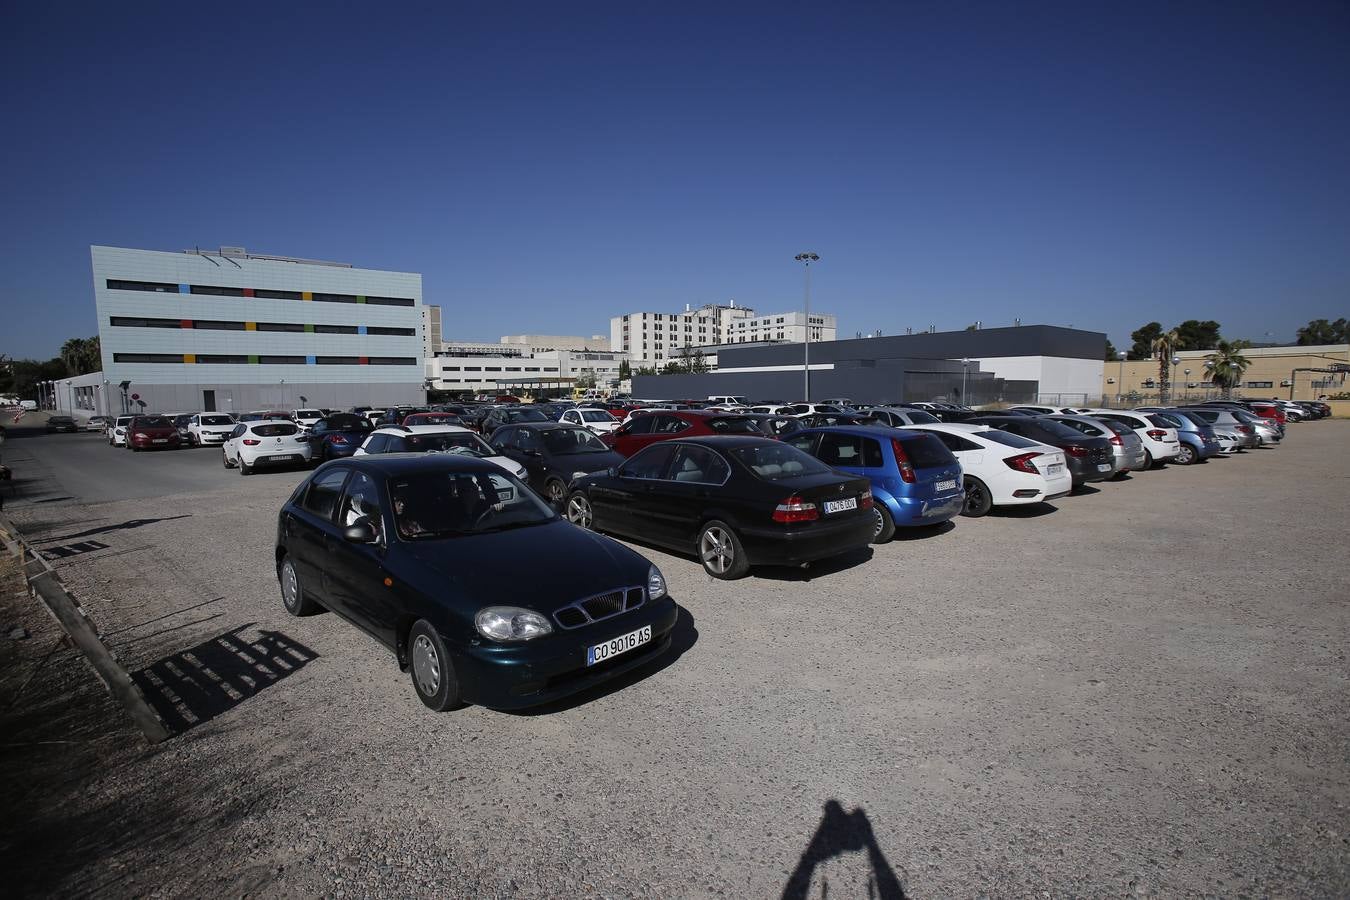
(611, 302, 836, 369)
(91, 245, 424, 415)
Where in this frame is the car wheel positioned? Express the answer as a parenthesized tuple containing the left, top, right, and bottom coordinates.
(1142, 449, 1155, 469)
(222, 450, 232, 468)
(962, 476, 993, 517)
(278, 556, 317, 616)
(239, 457, 252, 476)
(1176, 443, 1197, 465)
(543, 477, 567, 508)
(871, 503, 896, 543)
(408, 620, 464, 712)
(565, 491, 593, 529)
(698, 520, 750, 580)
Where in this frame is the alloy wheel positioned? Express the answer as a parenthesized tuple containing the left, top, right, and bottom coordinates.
(566, 494, 592, 528)
(411, 634, 441, 697)
(964, 482, 985, 515)
(700, 526, 733, 575)
(281, 560, 300, 612)
(872, 506, 886, 538)
(546, 480, 566, 506)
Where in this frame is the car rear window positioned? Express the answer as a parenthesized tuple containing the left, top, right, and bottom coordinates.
(707, 417, 762, 434)
(201, 415, 234, 426)
(1145, 415, 1172, 428)
(1029, 420, 1091, 442)
(133, 416, 173, 428)
(252, 423, 299, 437)
(730, 443, 833, 480)
(325, 414, 372, 431)
(897, 434, 957, 469)
(1187, 409, 1219, 423)
(405, 433, 491, 454)
(977, 429, 1041, 449)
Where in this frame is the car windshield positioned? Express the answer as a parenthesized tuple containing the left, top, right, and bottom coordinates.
(579, 410, 616, 422)
(252, 423, 299, 437)
(507, 409, 550, 423)
(708, 417, 763, 434)
(116, 417, 133, 426)
(201, 415, 235, 426)
(134, 416, 172, 428)
(731, 443, 833, 480)
(390, 471, 554, 539)
(325, 414, 373, 432)
(408, 432, 493, 455)
(542, 428, 610, 454)
(976, 429, 1042, 449)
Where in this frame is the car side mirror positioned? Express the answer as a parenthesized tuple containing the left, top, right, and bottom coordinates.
(607, 467, 618, 478)
(343, 519, 379, 544)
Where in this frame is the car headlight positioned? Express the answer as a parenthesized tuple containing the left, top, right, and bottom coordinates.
(133, 432, 148, 439)
(572, 471, 588, 479)
(474, 606, 553, 642)
(647, 565, 667, 600)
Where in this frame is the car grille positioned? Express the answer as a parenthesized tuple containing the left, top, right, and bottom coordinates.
(554, 587, 645, 629)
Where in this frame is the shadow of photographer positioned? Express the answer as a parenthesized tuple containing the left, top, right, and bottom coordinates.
(783, 800, 907, 900)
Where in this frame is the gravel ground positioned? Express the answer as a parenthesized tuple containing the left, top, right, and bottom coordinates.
(1, 420, 1347, 897)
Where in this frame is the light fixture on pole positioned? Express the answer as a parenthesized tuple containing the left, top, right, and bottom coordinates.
(1170, 354, 1180, 404)
(1116, 351, 1127, 404)
(961, 358, 970, 404)
(1183, 368, 1191, 400)
(794, 252, 819, 401)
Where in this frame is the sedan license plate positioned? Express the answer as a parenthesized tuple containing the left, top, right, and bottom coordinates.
(823, 497, 858, 514)
(152, 438, 167, 444)
(1046, 464, 1063, 475)
(935, 479, 957, 492)
(1097, 463, 1111, 472)
(587, 625, 651, 666)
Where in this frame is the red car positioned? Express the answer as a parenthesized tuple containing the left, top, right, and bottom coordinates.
(126, 414, 182, 451)
(1247, 402, 1287, 427)
(601, 410, 764, 457)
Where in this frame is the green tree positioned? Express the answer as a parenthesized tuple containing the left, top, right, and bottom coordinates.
(1150, 327, 1181, 402)
(1128, 322, 1162, 360)
(1173, 320, 1221, 351)
(1296, 318, 1349, 345)
(1103, 338, 1119, 362)
(58, 336, 101, 376)
(689, 348, 710, 375)
(618, 358, 632, 381)
(1203, 339, 1252, 399)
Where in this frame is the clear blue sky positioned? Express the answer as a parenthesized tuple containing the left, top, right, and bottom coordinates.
(3, 1, 1347, 360)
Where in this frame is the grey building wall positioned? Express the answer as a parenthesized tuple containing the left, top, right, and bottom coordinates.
(102, 381, 421, 416)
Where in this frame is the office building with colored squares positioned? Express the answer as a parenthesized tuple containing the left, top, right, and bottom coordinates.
(91, 245, 424, 414)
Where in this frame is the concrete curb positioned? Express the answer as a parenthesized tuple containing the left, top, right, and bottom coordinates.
(0, 514, 171, 744)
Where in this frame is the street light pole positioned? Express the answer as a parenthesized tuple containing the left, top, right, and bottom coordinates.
(1183, 368, 1191, 401)
(1170, 354, 1181, 405)
(961, 358, 969, 404)
(1116, 351, 1126, 405)
(794, 252, 819, 401)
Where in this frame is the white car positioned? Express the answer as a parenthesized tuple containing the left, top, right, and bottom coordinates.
(559, 408, 621, 435)
(905, 423, 1072, 516)
(789, 403, 847, 417)
(749, 405, 797, 415)
(108, 415, 135, 447)
(353, 425, 527, 479)
(1080, 409, 1181, 468)
(186, 412, 239, 447)
(222, 421, 312, 475)
(292, 408, 324, 430)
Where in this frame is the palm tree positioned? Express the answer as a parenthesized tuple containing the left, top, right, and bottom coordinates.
(1204, 340, 1252, 399)
(1150, 328, 1180, 402)
(60, 337, 87, 377)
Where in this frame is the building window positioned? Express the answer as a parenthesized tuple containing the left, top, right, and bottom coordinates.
(483, 367, 502, 372)
(1246, 381, 1274, 388)
(364, 295, 416, 307)
(464, 367, 482, 372)
(255, 322, 306, 332)
(197, 354, 250, 364)
(112, 353, 181, 363)
(368, 357, 417, 365)
(312, 292, 358, 304)
(505, 367, 522, 372)
(109, 316, 179, 328)
(258, 355, 306, 365)
(525, 367, 540, 372)
(314, 324, 359, 334)
(315, 356, 360, 365)
(106, 279, 177, 293)
(441, 365, 461, 371)
(190, 285, 247, 297)
(194, 320, 247, 331)
(254, 289, 302, 301)
(366, 326, 416, 336)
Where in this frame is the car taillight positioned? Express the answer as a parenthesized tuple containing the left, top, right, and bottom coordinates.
(327, 434, 349, 444)
(1064, 445, 1089, 458)
(1237, 425, 1251, 434)
(1145, 429, 1166, 440)
(772, 495, 819, 523)
(1004, 452, 1042, 474)
(889, 438, 916, 483)
(860, 489, 873, 509)
(243, 439, 261, 446)
(1108, 434, 1122, 445)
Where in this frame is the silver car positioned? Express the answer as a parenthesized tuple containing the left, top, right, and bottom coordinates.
(1045, 414, 1146, 475)
(1230, 408, 1282, 446)
(860, 406, 943, 428)
(1185, 408, 1260, 450)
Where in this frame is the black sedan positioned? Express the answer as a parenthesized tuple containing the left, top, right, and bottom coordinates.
(488, 422, 624, 507)
(276, 455, 678, 711)
(564, 436, 874, 580)
(305, 413, 375, 462)
(45, 415, 79, 433)
(479, 406, 553, 435)
(967, 416, 1114, 488)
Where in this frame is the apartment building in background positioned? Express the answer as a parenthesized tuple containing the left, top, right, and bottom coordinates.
(610, 302, 837, 369)
(91, 245, 423, 414)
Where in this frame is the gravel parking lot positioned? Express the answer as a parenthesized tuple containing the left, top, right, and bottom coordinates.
(2, 420, 1347, 897)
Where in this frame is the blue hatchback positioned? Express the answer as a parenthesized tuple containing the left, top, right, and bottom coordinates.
(1136, 409, 1220, 465)
(786, 426, 965, 542)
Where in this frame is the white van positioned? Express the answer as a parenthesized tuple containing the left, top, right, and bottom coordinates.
(707, 395, 749, 406)
(19, 400, 37, 411)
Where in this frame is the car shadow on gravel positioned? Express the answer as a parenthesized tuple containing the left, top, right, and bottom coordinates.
(783, 799, 908, 899)
(505, 606, 698, 716)
(35, 514, 192, 545)
(131, 623, 318, 735)
(754, 545, 876, 582)
(987, 502, 1058, 519)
